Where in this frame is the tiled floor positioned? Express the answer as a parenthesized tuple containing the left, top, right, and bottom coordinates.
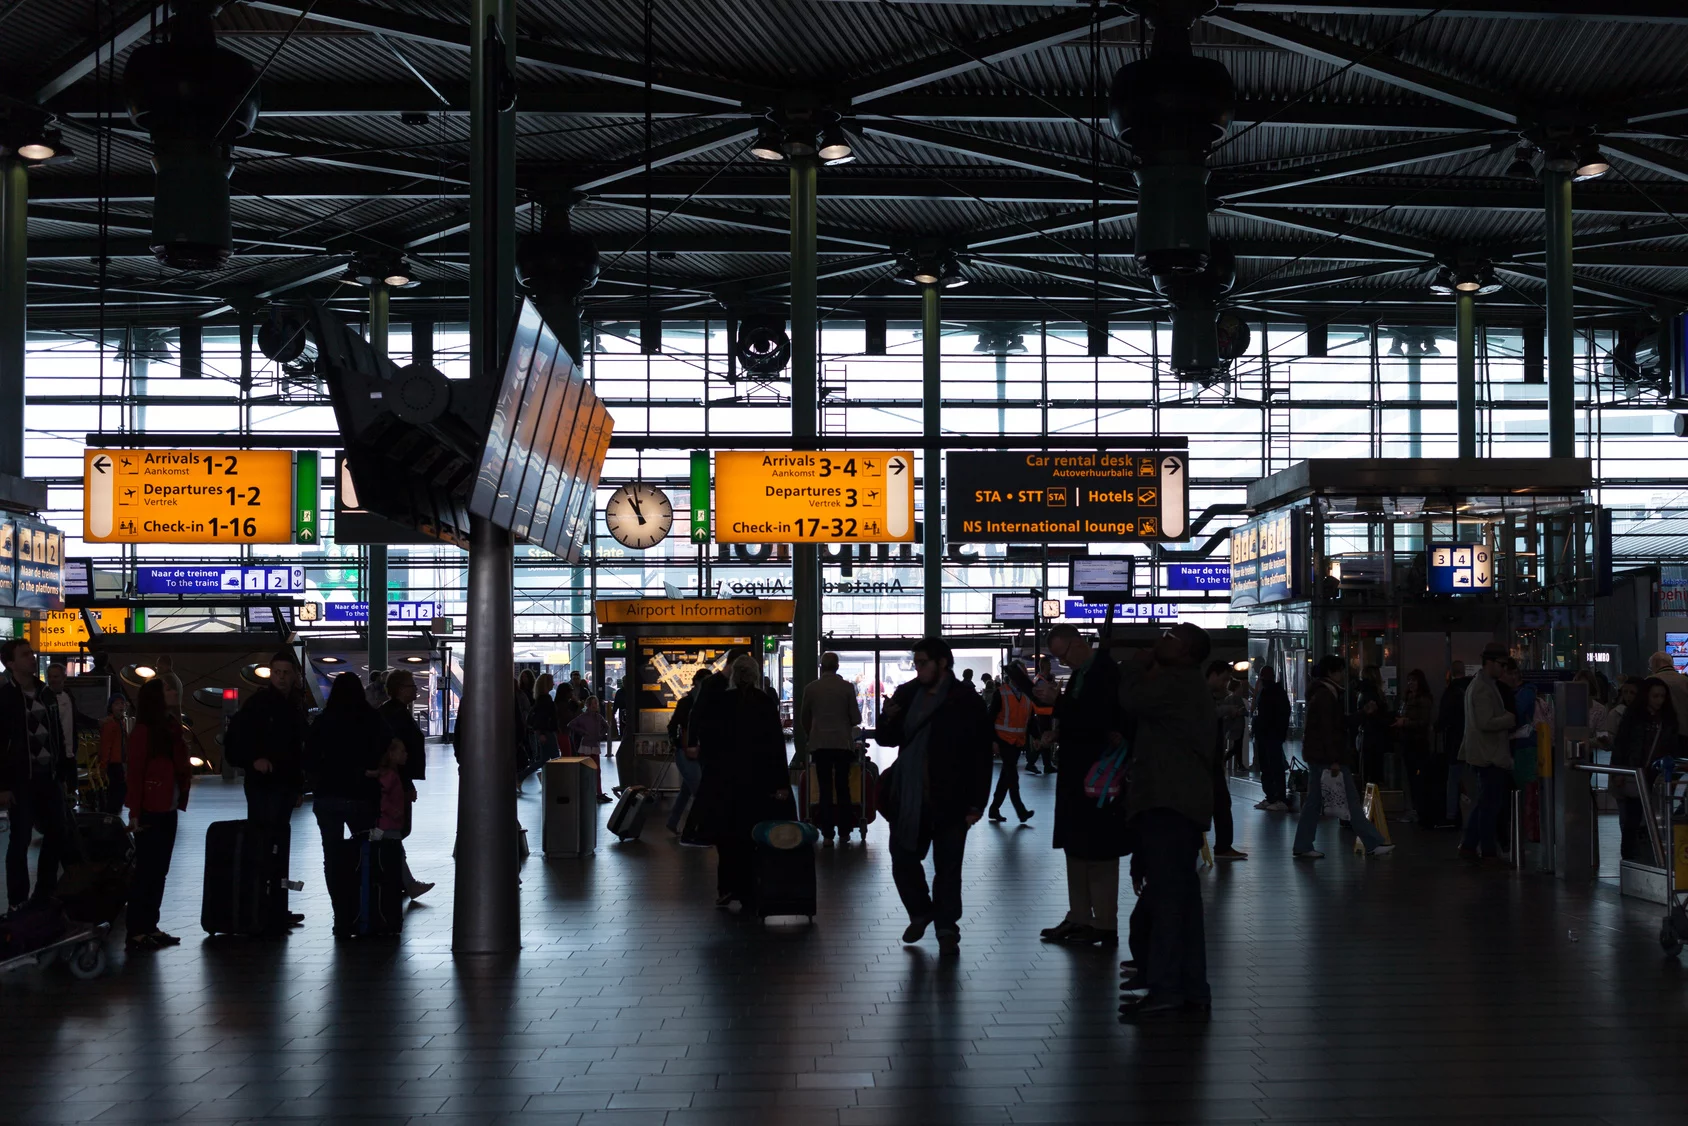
(5, 743, 1687, 1125)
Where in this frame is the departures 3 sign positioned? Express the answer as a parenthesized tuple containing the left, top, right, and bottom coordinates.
(945, 451, 1189, 544)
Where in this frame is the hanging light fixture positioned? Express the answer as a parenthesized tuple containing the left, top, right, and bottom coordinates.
(1504, 145, 1536, 179)
(817, 122, 853, 165)
(895, 244, 965, 288)
(1, 112, 73, 165)
(348, 252, 416, 288)
(1573, 139, 1609, 181)
(750, 122, 785, 162)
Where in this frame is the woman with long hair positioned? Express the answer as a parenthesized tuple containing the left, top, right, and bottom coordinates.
(304, 672, 389, 932)
(690, 655, 791, 907)
(1612, 677, 1682, 861)
(124, 678, 192, 950)
(529, 673, 559, 773)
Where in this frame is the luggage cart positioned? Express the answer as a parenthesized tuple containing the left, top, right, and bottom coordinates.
(1654, 759, 1688, 956)
(0, 921, 111, 981)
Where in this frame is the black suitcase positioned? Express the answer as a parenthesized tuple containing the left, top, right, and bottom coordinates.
(751, 822, 817, 921)
(329, 837, 405, 936)
(201, 819, 288, 936)
(607, 785, 653, 842)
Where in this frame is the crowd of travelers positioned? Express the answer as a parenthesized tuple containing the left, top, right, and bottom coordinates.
(1, 641, 436, 949)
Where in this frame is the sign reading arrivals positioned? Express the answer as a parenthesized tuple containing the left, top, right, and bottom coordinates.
(83, 449, 320, 544)
(1229, 509, 1303, 608)
(946, 451, 1189, 544)
(713, 451, 916, 544)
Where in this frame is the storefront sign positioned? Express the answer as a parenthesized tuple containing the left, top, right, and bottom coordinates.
(946, 450, 1189, 544)
(28, 608, 131, 654)
(84, 449, 316, 544)
(1167, 562, 1231, 591)
(1230, 509, 1303, 608)
(713, 451, 915, 544)
(595, 598, 796, 625)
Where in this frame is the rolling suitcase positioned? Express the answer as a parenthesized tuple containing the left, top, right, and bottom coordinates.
(750, 820, 818, 921)
(608, 785, 654, 842)
(330, 836, 405, 936)
(799, 757, 878, 840)
(201, 819, 289, 936)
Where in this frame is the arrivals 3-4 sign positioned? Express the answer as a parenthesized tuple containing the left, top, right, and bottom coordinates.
(84, 449, 320, 544)
(946, 450, 1190, 544)
(713, 451, 916, 544)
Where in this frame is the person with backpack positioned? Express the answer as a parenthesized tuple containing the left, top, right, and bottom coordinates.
(124, 678, 193, 950)
(987, 662, 1039, 825)
(223, 650, 310, 932)
(0, 638, 72, 909)
(1035, 625, 1127, 947)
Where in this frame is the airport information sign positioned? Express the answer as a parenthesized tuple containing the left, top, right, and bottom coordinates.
(946, 450, 1190, 544)
(84, 449, 319, 544)
(1167, 562, 1231, 591)
(1230, 510, 1303, 607)
(136, 565, 306, 596)
(713, 451, 916, 544)
(1428, 542, 1494, 593)
(28, 608, 132, 654)
(321, 600, 438, 624)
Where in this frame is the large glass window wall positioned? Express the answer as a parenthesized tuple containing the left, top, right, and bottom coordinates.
(21, 316, 1686, 669)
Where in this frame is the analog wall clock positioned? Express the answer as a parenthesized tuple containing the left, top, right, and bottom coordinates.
(604, 482, 673, 549)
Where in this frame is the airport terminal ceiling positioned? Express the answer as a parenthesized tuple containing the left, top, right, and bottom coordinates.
(6, 0, 1688, 657)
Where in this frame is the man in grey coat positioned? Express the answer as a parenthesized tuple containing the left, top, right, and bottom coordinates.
(1118, 623, 1218, 1019)
(1459, 644, 1521, 860)
(799, 653, 863, 845)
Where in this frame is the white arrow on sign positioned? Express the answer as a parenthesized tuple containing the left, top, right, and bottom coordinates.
(1158, 454, 1188, 541)
(87, 452, 114, 539)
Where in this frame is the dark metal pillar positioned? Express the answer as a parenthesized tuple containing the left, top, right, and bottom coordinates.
(922, 283, 942, 638)
(0, 158, 26, 478)
(456, 0, 520, 957)
(367, 284, 390, 676)
(1456, 292, 1478, 458)
(790, 155, 818, 762)
(1544, 169, 1576, 458)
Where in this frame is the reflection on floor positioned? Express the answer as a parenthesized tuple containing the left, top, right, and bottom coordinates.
(5, 743, 1688, 1125)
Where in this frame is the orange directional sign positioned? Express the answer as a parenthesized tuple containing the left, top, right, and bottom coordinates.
(84, 449, 307, 544)
(712, 451, 916, 544)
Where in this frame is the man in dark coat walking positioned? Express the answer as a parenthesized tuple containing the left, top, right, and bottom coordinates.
(1035, 624, 1128, 947)
(876, 637, 993, 955)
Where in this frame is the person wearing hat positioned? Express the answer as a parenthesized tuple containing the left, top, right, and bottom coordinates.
(1458, 644, 1524, 861)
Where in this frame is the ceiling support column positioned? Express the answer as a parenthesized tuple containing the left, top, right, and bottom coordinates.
(922, 282, 942, 639)
(1544, 168, 1576, 458)
(456, 0, 520, 959)
(367, 282, 390, 677)
(1, 158, 26, 478)
(1456, 291, 1477, 458)
(790, 154, 819, 769)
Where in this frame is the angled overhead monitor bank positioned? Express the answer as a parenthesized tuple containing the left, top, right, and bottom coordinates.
(467, 300, 614, 562)
(313, 298, 611, 558)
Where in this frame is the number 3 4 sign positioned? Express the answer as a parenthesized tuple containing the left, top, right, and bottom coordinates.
(83, 449, 320, 545)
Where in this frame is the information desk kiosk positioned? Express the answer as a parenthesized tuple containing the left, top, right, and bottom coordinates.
(594, 598, 794, 791)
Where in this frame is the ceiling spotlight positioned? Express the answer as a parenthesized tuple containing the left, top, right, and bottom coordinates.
(1504, 146, 1536, 179)
(349, 253, 415, 288)
(1428, 267, 1457, 296)
(15, 130, 59, 162)
(750, 125, 785, 162)
(818, 124, 853, 165)
(1, 121, 71, 165)
(781, 131, 817, 158)
(1574, 140, 1609, 181)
